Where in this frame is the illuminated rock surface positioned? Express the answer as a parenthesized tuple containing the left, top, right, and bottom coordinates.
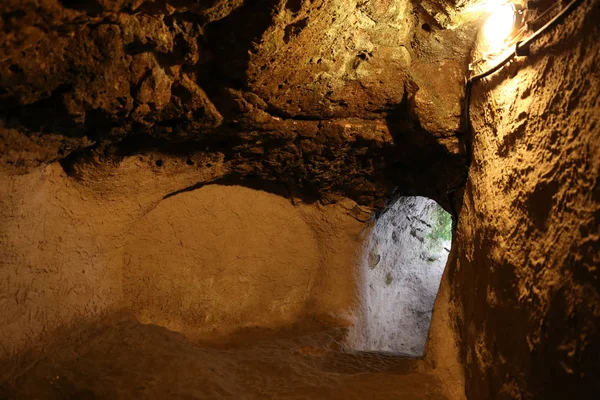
(0, 0, 598, 399)
(350, 196, 451, 356)
(437, 2, 600, 398)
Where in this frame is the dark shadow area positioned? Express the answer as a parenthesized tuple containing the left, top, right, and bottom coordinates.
(285, 0, 304, 14)
(201, 0, 280, 93)
(384, 85, 467, 213)
(58, 0, 103, 16)
(0, 84, 86, 138)
(162, 174, 322, 205)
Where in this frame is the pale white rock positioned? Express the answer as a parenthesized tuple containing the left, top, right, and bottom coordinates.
(349, 196, 451, 356)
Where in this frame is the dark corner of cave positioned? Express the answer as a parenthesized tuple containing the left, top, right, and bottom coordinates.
(0, 0, 598, 399)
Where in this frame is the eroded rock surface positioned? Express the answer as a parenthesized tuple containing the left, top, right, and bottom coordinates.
(0, 0, 478, 207)
(427, 1, 600, 398)
(2, 1, 598, 399)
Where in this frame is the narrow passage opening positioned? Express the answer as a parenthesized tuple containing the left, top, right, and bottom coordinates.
(349, 196, 453, 357)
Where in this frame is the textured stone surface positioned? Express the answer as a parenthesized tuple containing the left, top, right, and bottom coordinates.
(0, 0, 478, 207)
(0, 0, 598, 399)
(428, 1, 600, 398)
(0, 163, 367, 361)
(350, 196, 451, 356)
(1, 315, 450, 400)
(0, 0, 478, 371)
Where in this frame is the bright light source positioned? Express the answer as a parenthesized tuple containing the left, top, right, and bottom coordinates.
(483, 2, 516, 52)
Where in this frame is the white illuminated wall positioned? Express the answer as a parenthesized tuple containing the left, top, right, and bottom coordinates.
(348, 197, 452, 356)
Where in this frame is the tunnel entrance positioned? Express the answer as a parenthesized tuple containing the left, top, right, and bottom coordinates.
(349, 197, 452, 357)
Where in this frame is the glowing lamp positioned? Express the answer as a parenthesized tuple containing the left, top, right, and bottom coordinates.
(482, 2, 518, 52)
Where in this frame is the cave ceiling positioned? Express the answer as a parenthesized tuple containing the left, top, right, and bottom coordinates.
(0, 0, 480, 207)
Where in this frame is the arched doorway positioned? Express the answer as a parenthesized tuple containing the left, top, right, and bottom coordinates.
(349, 196, 453, 357)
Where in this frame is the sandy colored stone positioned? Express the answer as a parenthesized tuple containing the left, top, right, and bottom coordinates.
(0, 0, 597, 399)
(0, 160, 366, 360)
(124, 185, 363, 337)
(428, 1, 600, 398)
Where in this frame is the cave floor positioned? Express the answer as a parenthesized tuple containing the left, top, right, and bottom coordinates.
(0, 315, 449, 400)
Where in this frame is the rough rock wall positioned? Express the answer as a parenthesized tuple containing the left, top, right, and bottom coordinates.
(0, 160, 221, 360)
(0, 166, 124, 359)
(0, 161, 367, 360)
(0, 0, 478, 207)
(0, 0, 485, 371)
(428, 1, 600, 398)
(350, 196, 451, 356)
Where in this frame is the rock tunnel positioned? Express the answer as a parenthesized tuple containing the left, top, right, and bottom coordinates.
(0, 0, 598, 399)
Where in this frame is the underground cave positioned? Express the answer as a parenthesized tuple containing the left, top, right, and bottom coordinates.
(0, 0, 598, 399)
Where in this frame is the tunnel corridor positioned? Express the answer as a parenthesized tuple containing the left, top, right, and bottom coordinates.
(0, 0, 598, 399)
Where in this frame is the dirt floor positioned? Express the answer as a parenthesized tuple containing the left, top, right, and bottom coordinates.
(0, 314, 449, 400)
